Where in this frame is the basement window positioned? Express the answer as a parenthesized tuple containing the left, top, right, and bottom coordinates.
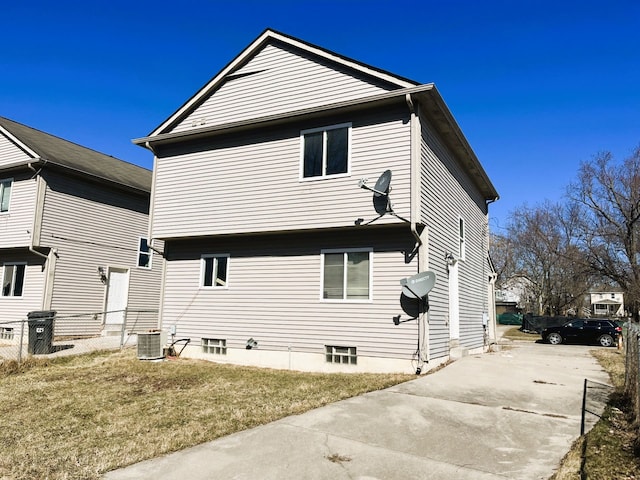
(202, 338, 227, 355)
(325, 345, 357, 365)
(0, 327, 14, 340)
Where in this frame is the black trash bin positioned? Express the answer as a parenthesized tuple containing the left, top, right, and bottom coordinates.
(27, 311, 56, 355)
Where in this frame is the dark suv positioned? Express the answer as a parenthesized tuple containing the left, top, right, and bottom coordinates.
(541, 319, 622, 347)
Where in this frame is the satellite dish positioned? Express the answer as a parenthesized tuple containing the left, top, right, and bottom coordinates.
(400, 271, 436, 299)
(373, 170, 392, 197)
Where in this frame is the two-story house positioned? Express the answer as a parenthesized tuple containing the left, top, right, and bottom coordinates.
(134, 29, 499, 373)
(590, 290, 625, 317)
(0, 116, 162, 339)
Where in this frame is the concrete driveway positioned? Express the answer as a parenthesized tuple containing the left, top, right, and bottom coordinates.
(104, 341, 611, 480)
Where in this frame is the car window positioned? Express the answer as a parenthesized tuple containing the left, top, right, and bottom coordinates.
(570, 320, 585, 328)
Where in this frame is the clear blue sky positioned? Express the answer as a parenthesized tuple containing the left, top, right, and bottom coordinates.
(2, 0, 638, 230)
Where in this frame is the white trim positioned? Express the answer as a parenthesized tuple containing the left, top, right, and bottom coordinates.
(0, 125, 39, 158)
(299, 122, 352, 181)
(200, 254, 230, 289)
(320, 248, 373, 302)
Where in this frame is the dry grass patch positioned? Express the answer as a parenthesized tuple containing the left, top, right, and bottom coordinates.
(502, 326, 540, 341)
(0, 349, 413, 480)
(550, 348, 640, 479)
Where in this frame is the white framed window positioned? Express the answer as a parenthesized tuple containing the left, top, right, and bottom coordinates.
(137, 237, 152, 269)
(300, 123, 351, 179)
(202, 338, 227, 355)
(0, 178, 13, 213)
(200, 254, 229, 288)
(2, 263, 26, 297)
(325, 345, 357, 365)
(321, 248, 371, 301)
(458, 217, 466, 261)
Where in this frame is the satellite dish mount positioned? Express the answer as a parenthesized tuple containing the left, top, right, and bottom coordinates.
(356, 170, 409, 225)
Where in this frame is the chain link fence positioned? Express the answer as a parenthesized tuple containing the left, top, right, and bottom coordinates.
(0, 309, 159, 365)
(624, 322, 640, 440)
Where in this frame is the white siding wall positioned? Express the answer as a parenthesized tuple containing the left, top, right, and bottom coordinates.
(172, 43, 393, 133)
(39, 172, 162, 336)
(161, 228, 419, 367)
(0, 174, 37, 248)
(420, 115, 488, 356)
(153, 109, 412, 238)
(0, 134, 31, 167)
(0, 252, 46, 323)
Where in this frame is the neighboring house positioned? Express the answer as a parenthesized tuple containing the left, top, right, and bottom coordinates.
(590, 291, 625, 317)
(0, 116, 162, 339)
(134, 29, 499, 373)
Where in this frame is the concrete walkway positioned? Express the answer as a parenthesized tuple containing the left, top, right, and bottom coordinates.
(104, 341, 611, 480)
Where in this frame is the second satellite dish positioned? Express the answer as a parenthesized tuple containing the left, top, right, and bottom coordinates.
(400, 271, 436, 299)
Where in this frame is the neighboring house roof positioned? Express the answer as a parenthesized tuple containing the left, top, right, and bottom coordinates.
(0, 116, 151, 193)
(134, 28, 498, 201)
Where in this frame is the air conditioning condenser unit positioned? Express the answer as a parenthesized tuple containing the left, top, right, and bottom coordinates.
(137, 330, 168, 360)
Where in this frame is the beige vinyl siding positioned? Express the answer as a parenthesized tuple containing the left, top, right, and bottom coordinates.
(0, 252, 46, 323)
(39, 172, 161, 336)
(0, 134, 31, 167)
(153, 109, 412, 239)
(420, 114, 488, 355)
(0, 174, 37, 248)
(172, 43, 394, 134)
(161, 227, 419, 360)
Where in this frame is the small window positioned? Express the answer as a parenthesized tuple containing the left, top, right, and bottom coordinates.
(325, 345, 357, 365)
(611, 293, 616, 299)
(137, 237, 152, 269)
(301, 124, 350, 179)
(0, 327, 14, 340)
(322, 249, 371, 301)
(2, 263, 25, 297)
(202, 338, 227, 355)
(201, 254, 229, 288)
(0, 178, 12, 213)
(458, 217, 466, 260)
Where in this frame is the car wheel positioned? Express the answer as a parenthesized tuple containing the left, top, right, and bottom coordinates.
(598, 334, 614, 347)
(547, 332, 563, 345)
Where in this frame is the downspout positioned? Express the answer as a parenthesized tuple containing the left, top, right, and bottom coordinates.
(27, 161, 57, 310)
(405, 94, 423, 251)
(406, 93, 430, 366)
(144, 141, 166, 331)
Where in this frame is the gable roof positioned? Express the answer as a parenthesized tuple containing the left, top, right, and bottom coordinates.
(0, 116, 151, 193)
(135, 29, 498, 202)
(148, 28, 419, 137)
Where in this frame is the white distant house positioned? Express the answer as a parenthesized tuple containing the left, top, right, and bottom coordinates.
(590, 291, 624, 317)
(135, 29, 499, 374)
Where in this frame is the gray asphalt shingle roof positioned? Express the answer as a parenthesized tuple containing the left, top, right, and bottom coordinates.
(0, 116, 151, 192)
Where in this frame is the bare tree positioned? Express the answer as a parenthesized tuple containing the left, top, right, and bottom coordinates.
(496, 201, 591, 315)
(569, 145, 640, 318)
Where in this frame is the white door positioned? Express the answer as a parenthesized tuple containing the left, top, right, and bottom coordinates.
(104, 268, 130, 326)
(448, 262, 460, 341)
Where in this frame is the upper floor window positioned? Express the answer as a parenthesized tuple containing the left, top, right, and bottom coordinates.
(322, 249, 371, 301)
(0, 178, 13, 213)
(201, 254, 229, 288)
(2, 263, 25, 297)
(301, 123, 351, 179)
(137, 237, 152, 269)
(459, 217, 466, 261)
